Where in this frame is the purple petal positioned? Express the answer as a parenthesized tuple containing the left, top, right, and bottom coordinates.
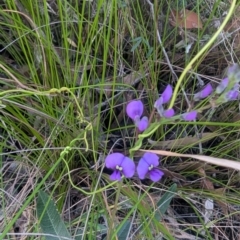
(137, 158, 149, 179)
(161, 85, 173, 104)
(182, 111, 197, 121)
(226, 90, 238, 101)
(137, 116, 149, 132)
(216, 78, 228, 94)
(193, 83, 213, 101)
(233, 83, 239, 90)
(163, 108, 175, 118)
(121, 156, 135, 178)
(105, 153, 124, 169)
(154, 97, 163, 108)
(154, 100, 164, 116)
(142, 152, 159, 167)
(228, 64, 239, 76)
(110, 170, 121, 181)
(126, 100, 144, 120)
(228, 65, 240, 84)
(149, 169, 164, 182)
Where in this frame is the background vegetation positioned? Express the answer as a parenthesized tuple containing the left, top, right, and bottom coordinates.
(0, 0, 240, 239)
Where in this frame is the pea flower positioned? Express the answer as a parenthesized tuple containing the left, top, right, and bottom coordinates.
(181, 110, 197, 121)
(216, 77, 239, 103)
(105, 153, 135, 181)
(163, 108, 175, 118)
(126, 100, 148, 132)
(216, 78, 228, 94)
(193, 83, 213, 101)
(155, 84, 173, 106)
(137, 152, 164, 182)
(224, 89, 239, 101)
(154, 85, 175, 118)
(227, 64, 240, 85)
(126, 100, 143, 120)
(137, 116, 149, 132)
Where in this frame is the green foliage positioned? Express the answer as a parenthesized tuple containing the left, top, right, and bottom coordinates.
(0, 0, 239, 239)
(154, 183, 177, 221)
(116, 220, 131, 240)
(37, 190, 72, 240)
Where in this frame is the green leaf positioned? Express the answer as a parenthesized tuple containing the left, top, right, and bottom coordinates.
(154, 183, 177, 221)
(131, 37, 142, 52)
(117, 220, 131, 240)
(74, 229, 83, 240)
(37, 190, 72, 240)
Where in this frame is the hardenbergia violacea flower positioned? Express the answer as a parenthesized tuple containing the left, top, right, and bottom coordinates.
(225, 89, 238, 101)
(154, 84, 175, 118)
(105, 67, 240, 182)
(137, 152, 164, 182)
(181, 111, 197, 121)
(216, 76, 239, 103)
(216, 78, 229, 94)
(105, 153, 135, 181)
(194, 83, 213, 101)
(155, 84, 173, 105)
(126, 100, 149, 132)
(163, 108, 175, 118)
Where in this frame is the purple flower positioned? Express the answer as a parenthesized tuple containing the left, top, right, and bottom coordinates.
(154, 101, 164, 116)
(228, 64, 238, 75)
(225, 90, 239, 101)
(126, 100, 148, 132)
(136, 116, 149, 132)
(154, 85, 174, 118)
(154, 85, 173, 107)
(227, 64, 240, 82)
(216, 78, 229, 94)
(126, 100, 143, 121)
(193, 83, 213, 101)
(105, 153, 135, 181)
(163, 108, 175, 118)
(226, 65, 240, 87)
(137, 152, 164, 182)
(181, 111, 197, 121)
(161, 84, 173, 104)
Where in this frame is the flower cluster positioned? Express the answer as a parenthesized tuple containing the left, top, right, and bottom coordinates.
(195, 64, 240, 104)
(193, 76, 239, 104)
(215, 77, 239, 102)
(105, 152, 164, 182)
(126, 84, 199, 126)
(105, 65, 240, 182)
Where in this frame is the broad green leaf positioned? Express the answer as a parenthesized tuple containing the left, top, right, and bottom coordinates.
(37, 190, 72, 240)
(154, 184, 177, 221)
(131, 37, 142, 52)
(117, 220, 131, 240)
(74, 229, 83, 240)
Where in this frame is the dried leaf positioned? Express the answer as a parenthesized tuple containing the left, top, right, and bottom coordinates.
(148, 132, 218, 149)
(204, 198, 214, 224)
(141, 149, 240, 171)
(170, 9, 203, 29)
(67, 38, 77, 48)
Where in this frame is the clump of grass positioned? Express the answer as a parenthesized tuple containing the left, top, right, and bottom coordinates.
(0, 0, 239, 239)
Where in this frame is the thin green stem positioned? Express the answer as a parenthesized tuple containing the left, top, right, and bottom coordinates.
(108, 181, 123, 240)
(169, 0, 236, 109)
